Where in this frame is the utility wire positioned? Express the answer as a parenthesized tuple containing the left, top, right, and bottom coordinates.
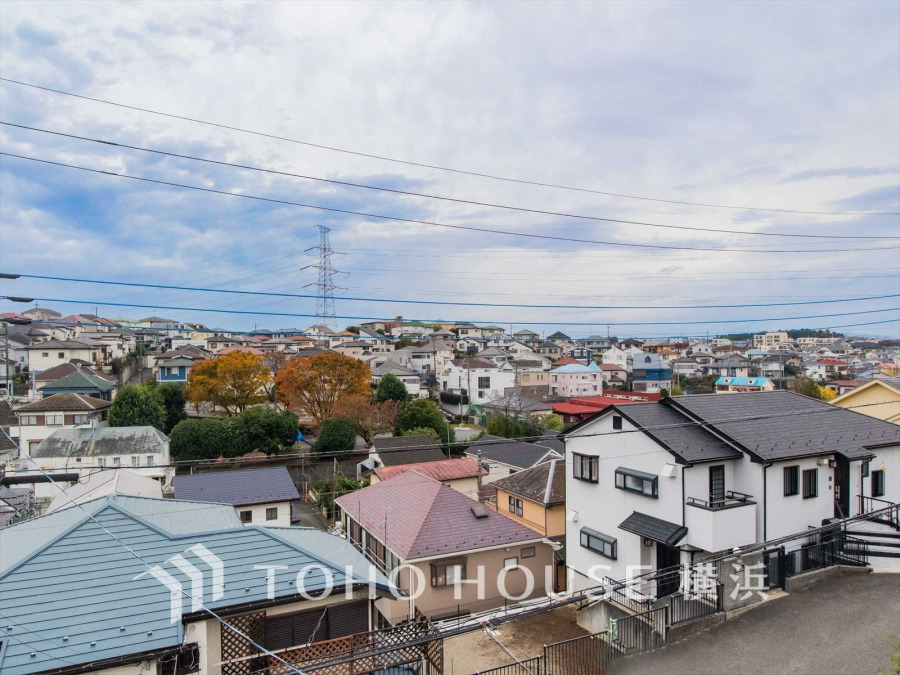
(12, 294, 900, 326)
(3, 152, 898, 256)
(2, 78, 896, 217)
(5, 121, 897, 241)
(7, 273, 899, 311)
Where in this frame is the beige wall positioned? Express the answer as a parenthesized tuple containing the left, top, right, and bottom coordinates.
(492, 489, 566, 537)
(517, 371, 548, 386)
(234, 501, 292, 527)
(377, 543, 553, 624)
(833, 381, 900, 424)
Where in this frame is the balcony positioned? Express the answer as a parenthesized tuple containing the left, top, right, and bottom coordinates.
(685, 491, 757, 552)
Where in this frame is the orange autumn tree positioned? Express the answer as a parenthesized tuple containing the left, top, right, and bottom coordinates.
(333, 394, 403, 444)
(185, 351, 271, 415)
(275, 352, 370, 426)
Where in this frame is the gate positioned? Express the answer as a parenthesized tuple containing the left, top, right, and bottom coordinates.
(761, 547, 785, 591)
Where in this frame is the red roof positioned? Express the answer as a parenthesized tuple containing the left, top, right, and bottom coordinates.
(826, 380, 864, 387)
(551, 402, 602, 415)
(552, 356, 580, 366)
(374, 458, 483, 482)
(335, 471, 542, 559)
(819, 359, 848, 365)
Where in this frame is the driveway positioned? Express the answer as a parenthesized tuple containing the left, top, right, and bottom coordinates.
(612, 572, 900, 675)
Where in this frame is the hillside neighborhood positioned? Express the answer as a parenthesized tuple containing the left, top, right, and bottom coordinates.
(1, 307, 899, 674)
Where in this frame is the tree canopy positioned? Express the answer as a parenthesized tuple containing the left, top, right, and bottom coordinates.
(156, 382, 188, 433)
(486, 412, 563, 439)
(332, 394, 403, 444)
(394, 398, 452, 442)
(108, 384, 166, 431)
(275, 353, 370, 426)
(313, 417, 357, 455)
(168, 407, 299, 460)
(169, 418, 238, 460)
(186, 352, 271, 415)
(374, 372, 409, 403)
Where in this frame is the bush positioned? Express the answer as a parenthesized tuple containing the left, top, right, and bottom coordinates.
(169, 418, 237, 460)
(401, 426, 442, 445)
(394, 398, 453, 443)
(235, 407, 299, 454)
(156, 383, 188, 434)
(313, 417, 357, 455)
(375, 373, 409, 403)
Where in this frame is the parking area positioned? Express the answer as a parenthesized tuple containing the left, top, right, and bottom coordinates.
(612, 572, 900, 675)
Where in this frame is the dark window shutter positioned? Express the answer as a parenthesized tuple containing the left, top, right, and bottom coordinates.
(327, 601, 369, 639)
(293, 609, 328, 645)
(265, 615, 294, 651)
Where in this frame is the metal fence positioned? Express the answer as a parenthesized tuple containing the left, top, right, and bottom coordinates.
(785, 536, 868, 577)
(544, 632, 617, 675)
(602, 576, 654, 614)
(668, 583, 723, 625)
(474, 656, 543, 675)
(610, 607, 668, 652)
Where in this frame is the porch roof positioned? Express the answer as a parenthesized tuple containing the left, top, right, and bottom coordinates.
(619, 511, 688, 546)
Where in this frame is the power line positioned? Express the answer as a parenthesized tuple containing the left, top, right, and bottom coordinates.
(6, 272, 899, 311)
(5, 121, 898, 241)
(2, 78, 896, 217)
(4, 152, 898, 256)
(9, 294, 900, 326)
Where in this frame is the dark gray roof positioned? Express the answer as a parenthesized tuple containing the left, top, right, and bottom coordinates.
(173, 466, 300, 506)
(535, 431, 566, 455)
(31, 427, 168, 458)
(619, 511, 688, 546)
(466, 434, 559, 469)
(611, 402, 743, 464)
(491, 458, 565, 505)
(24, 339, 94, 351)
(668, 391, 900, 462)
(373, 436, 447, 466)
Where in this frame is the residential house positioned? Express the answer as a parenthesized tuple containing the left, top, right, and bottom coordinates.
(173, 466, 300, 526)
(823, 380, 866, 396)
(598, 363, 628, 386)
(513, 360, 551, 390)
(371, 361, 423, 397)
(804, 361, 828, 381)
(38, 368, 117, 401)
(44, 468, 163, 513)
(569, 346, 593, 365)
(533, 341, 564, 359)
(705, 356, 751, 378)
(465, 434, 561, 484)
(583, 336, 617, 353)
(455, 323, 485, 339)
(714, 376, 775, 393)
(832, 378, 900, 424)
(549, 363, 603, 397)
(25, 339, 99, 374)
(0, 399, 18, 463)
(549, 392, 659, 426)
(753, 332, 790, 349)
(0, 495, 395, 675)
(565, 392, 900, 596)
(371, 458, 483, 500)
(15, 394, 112, 455)
(441, 357, 516, 406)
(19, 425, 172, 499)
(371, 435, 449, 469)
(398, 340, 455, 376)
(136, 315, 180, 329)
(602, 345, 641, 372)
(0, 486, 32, 527)
(631, 354, 673, 393)
(672, 357, 704, 377)
(336, 471, 553, 623)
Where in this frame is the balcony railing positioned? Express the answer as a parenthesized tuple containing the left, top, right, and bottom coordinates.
(686, 490, 755, 511)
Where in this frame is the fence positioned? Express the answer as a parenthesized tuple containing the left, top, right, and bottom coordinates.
(668, 583, 723, 625)
(860, 496, 900, 529)
(474, 632, 618, 675)
(601, 576, 654, 614)
(474, 656, 543, 675)
(610, 606, 668, 652)
(784, 536, 868, 577)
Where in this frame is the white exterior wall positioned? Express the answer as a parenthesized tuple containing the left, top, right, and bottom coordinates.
(764, 456, 834, 541)
(440, 365, 515, 405)
(28, 346, 98, 373)
(856, 444, 900, 513)
(233, 500, 292, 527)
(549, 371, 602, 397)
(602, 347, 629, 371)
(566, 412, 682, 586)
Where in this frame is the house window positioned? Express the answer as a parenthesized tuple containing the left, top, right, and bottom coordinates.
(709, 465, 725, 504)
(112, 457, 121, 466)
(478, 376, 490, 389)
(146, 455, 155, 466)
(45, 414, 64, 425)
(131, 456, 140, 467)
(580, 527, 617, 559)
(784, 466, 799, 496)
(573, 453, 599, 483)
(42, 352, 49, 358)
(431, 559, 466, 586)
(508, 496, 523, 517)
(58, 352, 65, 359)
(239, 510, 253, 523)
(802, 469, 818, 499)
(872, 470, 886, 498)
(72, 414, 88, 424)
(521, 546, 535, 559)
(861, 460, 870, 478)
(266, 507, 278, 521)
(98, 458, 105, 468)
(20, 415, 38, 426)
(504, 557, 518, 569)
(612, 415, 623, 430)
(615, 467, 658, 498)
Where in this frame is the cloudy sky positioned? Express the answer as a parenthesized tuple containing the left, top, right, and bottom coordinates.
(1, 1, 898, 338)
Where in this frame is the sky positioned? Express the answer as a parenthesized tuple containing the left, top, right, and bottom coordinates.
(0, 1, 898, 339)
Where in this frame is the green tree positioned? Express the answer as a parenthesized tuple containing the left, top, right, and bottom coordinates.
(401, 426, 442, 445)
(792, 377, 824, 400)
(540, 413, 564, 432)
(169, 418, 236, 460)
(156, 383, 188, 434)
(375, 372, 409, 403)
(394, 398, 452, 442)
(109, 384, 166, 431)
(236, 407, 299, 454)
(313, 417, 357, 455)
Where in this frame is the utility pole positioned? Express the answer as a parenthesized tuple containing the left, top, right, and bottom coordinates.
(304, 225, 346, 330)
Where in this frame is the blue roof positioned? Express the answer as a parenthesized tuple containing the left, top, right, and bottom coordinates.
(715, 377, 772, 386)
(0, 495, 390, 675)
(173, 466, 301, 506)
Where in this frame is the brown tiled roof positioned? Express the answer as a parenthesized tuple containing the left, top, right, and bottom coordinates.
(373, 458, 483, 482)
(16, 394, 112, 412)
(35, 362, 115, 382)
(491, 458, 566, 505)
(336, 471, 542, 559)
(449, 357, 496, 369)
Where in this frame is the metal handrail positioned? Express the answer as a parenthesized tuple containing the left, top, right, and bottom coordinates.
(686, 490, 755, 509)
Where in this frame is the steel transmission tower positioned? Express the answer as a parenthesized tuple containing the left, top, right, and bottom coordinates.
(304, 225, 344, 329)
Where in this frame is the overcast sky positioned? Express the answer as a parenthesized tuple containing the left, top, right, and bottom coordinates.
(1, 1, 898, 338)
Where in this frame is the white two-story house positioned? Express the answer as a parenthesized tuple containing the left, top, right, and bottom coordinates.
(565, 391, 900, 598)
(440, 357, 516, 406)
